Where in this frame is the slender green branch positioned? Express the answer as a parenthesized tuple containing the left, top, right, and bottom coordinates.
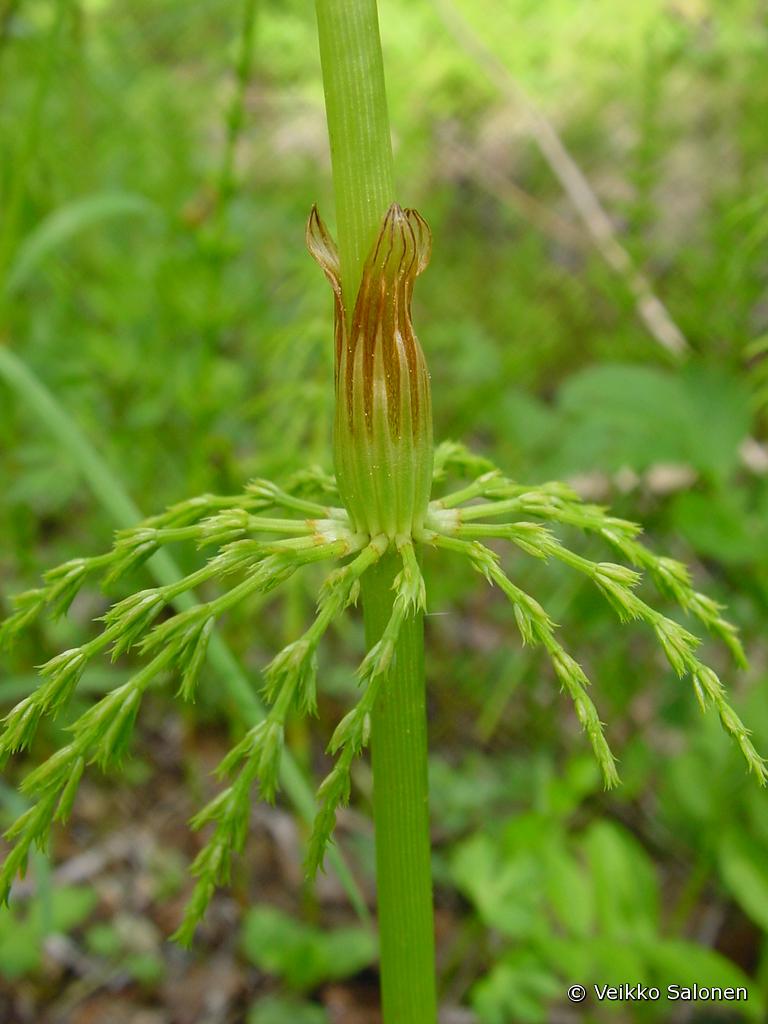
(0, 345, 369, 924)
(427, 488, 765, 784)
(427, 532, 620, 786)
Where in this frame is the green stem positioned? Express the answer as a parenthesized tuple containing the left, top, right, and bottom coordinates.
(315, 4, 436, 1017)
(315, 0, 395, 306)
(362, 555, 436, 1023)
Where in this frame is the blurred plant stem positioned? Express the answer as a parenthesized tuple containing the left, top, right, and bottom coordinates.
(315, 1, 437, 1020)
(203, 0, 259, 324)
(214, 0, 259, 223)
(433, 0, 689, 359)
(0, 0, 68, 286)
(0, 0, 20, 48)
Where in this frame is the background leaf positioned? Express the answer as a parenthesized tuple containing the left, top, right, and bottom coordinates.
(6, 193, 160, 295)
(718, 829, 768, 934)
(240, 906, 376, 992)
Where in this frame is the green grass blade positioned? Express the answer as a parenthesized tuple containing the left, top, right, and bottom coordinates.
(5, 192, 160, 296)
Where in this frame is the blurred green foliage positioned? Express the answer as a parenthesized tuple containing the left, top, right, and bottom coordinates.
(2, 0, 768, 1019)
(450, 776, 760, 1021)
(0, 883, 96, 980)
(248, 995, 329, 1024)
(241, 904, 376, 990)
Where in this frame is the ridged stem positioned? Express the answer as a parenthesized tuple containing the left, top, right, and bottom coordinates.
(315, 0, 395, 307)
(362, 555, 437, 1024)
(314, 4, 436, 1019)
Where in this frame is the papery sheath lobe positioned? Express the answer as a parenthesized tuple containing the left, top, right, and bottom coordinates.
(308, 203, 433, 538)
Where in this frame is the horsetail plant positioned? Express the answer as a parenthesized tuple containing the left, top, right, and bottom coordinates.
(1, 1, 766, 1022)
